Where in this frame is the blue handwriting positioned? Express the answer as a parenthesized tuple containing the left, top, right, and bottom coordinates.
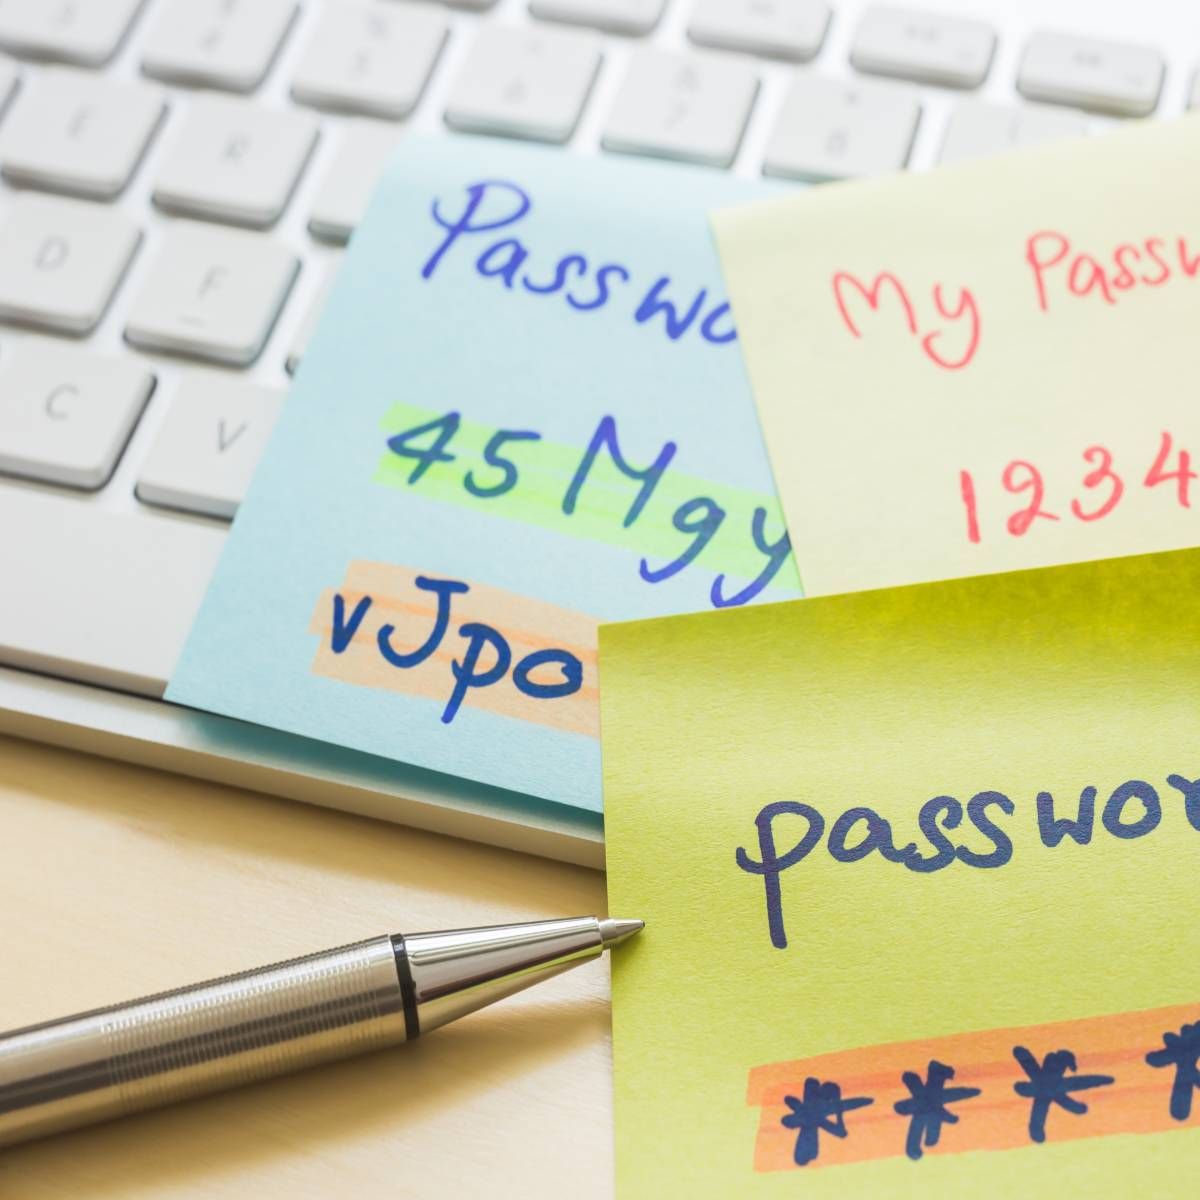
(738, 773, 1200, 950)
(894, 1060, 981, 1160)
(385, 410, 792, 609)
(1012, 1047, 1114, 1143)
(330, 576, 582, 724)
(781, 1078, 874, 1166)
(779, 1029, 1198, 1167)
(420, 179, 736, 345)
(1146, 1021, 1200, 1121)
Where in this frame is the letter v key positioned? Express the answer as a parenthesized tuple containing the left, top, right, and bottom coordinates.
(136, 376, 283, 519)
(218, 418, 248, 452)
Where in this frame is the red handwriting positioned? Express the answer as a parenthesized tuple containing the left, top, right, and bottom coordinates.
(959, 433, 1194, 544)
(1026, 230, 1200, 311)
(835, 230, 1200, 375)
(1002, 460, 1059, 536)
(831, 271, 980, 370)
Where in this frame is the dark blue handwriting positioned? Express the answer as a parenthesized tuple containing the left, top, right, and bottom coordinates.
(1012, 1047, 1114, 1143)
(739, 773, 1200, 950)
(420, 179, 736, 345)
(781, 1078, 874, 1166)
(330, 576, 582, 724)
(1146, 1021, 1200, 1121)
(893, 1060, 981, 1160)
(386, 410, 792, 610)
(782, 1027, 1198, 1167)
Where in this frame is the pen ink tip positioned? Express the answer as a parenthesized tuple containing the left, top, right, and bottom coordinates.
(599, 918, 645, 948)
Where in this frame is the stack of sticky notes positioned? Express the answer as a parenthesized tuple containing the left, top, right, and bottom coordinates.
(165, 112, 1200, 1195)
(606, 114, 1200, 1195)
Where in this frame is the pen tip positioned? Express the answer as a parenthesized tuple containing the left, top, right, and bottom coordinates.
(599, 917, 645, 948)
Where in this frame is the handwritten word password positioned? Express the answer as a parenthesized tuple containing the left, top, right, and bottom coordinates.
(309, 560, 597, 733)
(739, 773, 1200, 949)
(422, 178, 735, 345)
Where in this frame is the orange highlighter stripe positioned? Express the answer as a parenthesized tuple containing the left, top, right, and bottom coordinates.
(747, 1002, 1199, 1171)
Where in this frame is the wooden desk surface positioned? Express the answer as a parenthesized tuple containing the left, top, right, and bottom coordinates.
(0, 735, 612, 1199)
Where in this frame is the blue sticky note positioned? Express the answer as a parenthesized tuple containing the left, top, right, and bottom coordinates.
(167, 136, 800, 814)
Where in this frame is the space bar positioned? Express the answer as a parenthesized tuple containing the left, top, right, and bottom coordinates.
(0, 486, 226, 697)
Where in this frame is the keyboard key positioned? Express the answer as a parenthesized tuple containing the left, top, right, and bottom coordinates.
(141, 0, 298, 93)
(1017, 32, 1163, 117)
(445, 26, 601, 144)
(529, 0, 664, 37)
(286, 268, 338, 375)
(308, 122, 397, 243)
(0, 0, 146, 67)
(0, 485, 224, 695)
(125, 223, 299, 366)
(764, 74, 919, 181)
(938, 99, 1086, 165)
(850, 6, 995, 88)
(0, 343, 152, 489)
(137, 373, 283, 519)
(687, 0, 829, 62)
(0, 194, 140, 334)
(291, 2, 447, 120)
(0, 69, 166, 199)
(602, 50, 758, 168)
(152, 96, 318, 229)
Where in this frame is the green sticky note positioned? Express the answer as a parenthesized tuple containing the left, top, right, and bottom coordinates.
(603, 547, 1200, 1197)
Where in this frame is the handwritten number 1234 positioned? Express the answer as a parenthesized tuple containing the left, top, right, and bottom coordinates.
(959, 433, 1194, 543)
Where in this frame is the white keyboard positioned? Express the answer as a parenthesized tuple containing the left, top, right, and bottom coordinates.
(0, 0, 1197, 864)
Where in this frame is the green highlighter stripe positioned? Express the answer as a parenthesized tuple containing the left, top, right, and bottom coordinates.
(373, 401, 801, 590)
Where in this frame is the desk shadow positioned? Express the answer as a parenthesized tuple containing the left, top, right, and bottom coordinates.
(0, 737, 605, 909)
(0, 996, 609, 1197)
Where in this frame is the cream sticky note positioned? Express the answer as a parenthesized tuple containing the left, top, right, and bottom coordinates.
(713, 113, 1200, 597)
(603, 548, 1200, 1196)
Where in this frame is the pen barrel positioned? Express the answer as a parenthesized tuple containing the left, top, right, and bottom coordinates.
(0, 936, 409, 1149)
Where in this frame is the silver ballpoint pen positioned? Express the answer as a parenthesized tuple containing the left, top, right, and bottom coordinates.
(0, 914, 644, 1149)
